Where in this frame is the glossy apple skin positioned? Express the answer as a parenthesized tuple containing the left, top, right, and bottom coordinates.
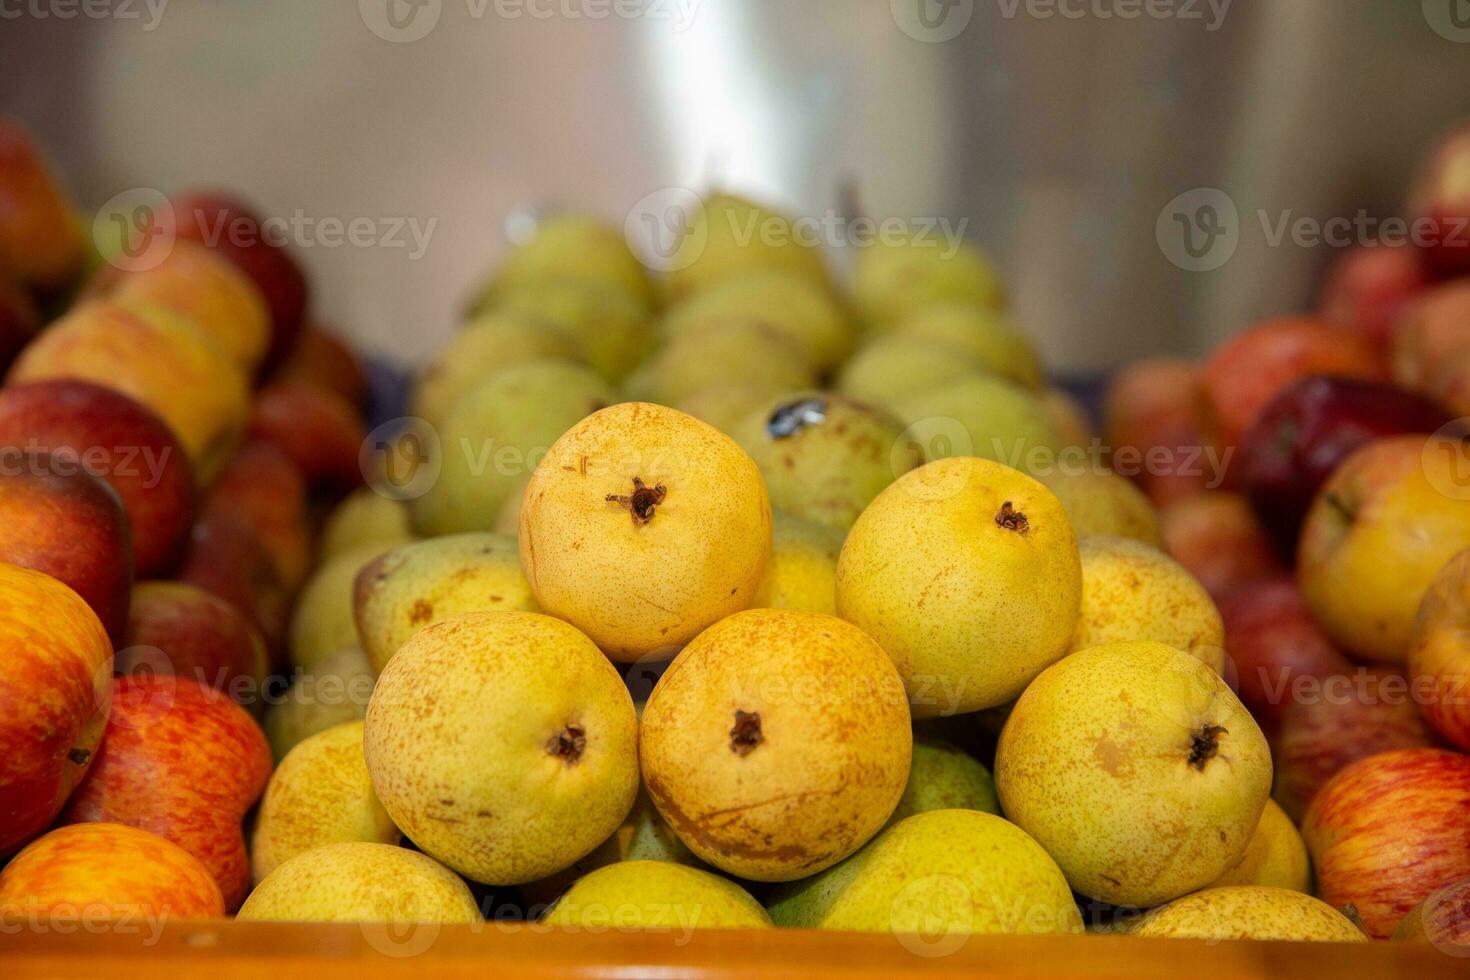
(271, 324, 368, 408)
(1217, 577, 1353, 734)
(1408, 122, 1470, 278)
(121, 581, 269, 710)
(0, 277, 40, 373)
(0, 452, 133, 641)
(0, 380, 196, 579)
(247, 382, 366, 494)
(62, 675, 272, 911)
(1160, 491, 1285, 601)
(1303, 748, 1470, 938)
(178, 511, 291, 660)
(0, 120, 84, 296)
(0, 822, 224, 920)
(1238, 376, 1452, 554)
(1393, 280, 1470, 416)
(1318, 241, 1430, 350)
(0, 562, 112, 856)
(168, 190, 309, 370)
(1408, 550, 1470, 752)
(1200, 315, 1386, 458)
(202, 441, 312, 591)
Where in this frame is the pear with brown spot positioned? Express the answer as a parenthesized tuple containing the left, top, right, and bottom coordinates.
(364, 611, 638, 885)
(1130, 885, 1365, 942)
(639, 608, 911, 882)
(518, 402, 772, 661)
(995, 641, 1272, 907)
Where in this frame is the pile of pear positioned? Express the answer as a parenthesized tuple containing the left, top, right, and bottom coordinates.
(249, 195, 1359, 944)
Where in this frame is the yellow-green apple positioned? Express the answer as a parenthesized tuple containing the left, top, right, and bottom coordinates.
(1318, 241, 1429, 351)
(1303, 747, 1470, 938)
(994, 641, 1271, 907)
(0, 277, 39, 372)
(0, 380, 195, 578)
(202, 442, 312, 591)
(7, 301, 250, 482)
(247, 382, 365, 493)
(1408, 121, 1470, 277)
(0, 562, 112, 855)
(178, 511, 291, 658)
(0, 119, 85, 296)
(270, 323, 368, 408)
(0, 451, 133, 641)
(1160, 491, 1285, 600)
(1298, 434, 1470, 663)
(1408, 550, 1470, 751)
(1393, 876, 1470, 950)
(1393, 280, 1470, 416)
(0, 823, 224, 920)
(62, 674, 272, 911)
(120, 581, 269, 709)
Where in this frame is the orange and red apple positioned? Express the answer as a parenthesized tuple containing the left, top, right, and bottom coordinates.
(0, 119, 85, 297)
(121, 581, 269, 710)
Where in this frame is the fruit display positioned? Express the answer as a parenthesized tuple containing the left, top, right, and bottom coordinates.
(7, 112, 1470, 975)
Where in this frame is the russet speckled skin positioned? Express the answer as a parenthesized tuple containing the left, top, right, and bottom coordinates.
(1131, 885, 1366, 942)
(1035, 468, 1163, 546)
(1068, 536, 1225, 673)
(543, 860, 772, 929)
(60, 675, 273, 911)
(995, 641, 1272, 909)
(0, 562, 113, 856)
(353, 531, 537, 675)
(836, 457, 1081, 715)
(1302, 747, 1470, 938)
(364, 611, 638, 885)
(0, 823, 223, 919)
(753, 513, 843, 615)
(238, 841, 480, 923)
(1207, 798, 1310, 892)
(640, 608, 911, 883)
(519, 402, 772, 662)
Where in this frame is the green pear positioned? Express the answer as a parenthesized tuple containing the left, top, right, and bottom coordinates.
(622, 320, 816, 406)
(673, 382, 793, 436)
(1070, 536, 1225, 672)
(754, 512, 844, 615)
(836, 335, 989, 410)
(353, 531, 537, 674)
(661, 268, 853, 370)
(410, 311, 581, 427)
(891, 375, 1061, 471)
(494, 276, 650, 382)
(853, 235, 1004, 329)
(318, 489, 416, 563)
(767, 809, 1081, 935)
(289, 544, 387, 670)
(733, 392, 912, 532)
(467, 213, 654, 312)
(667, 193, 829, 300)
(251, 721, 399, 883)
(364, 612, 639, 885)
(1208, 798, 1311, 892)
(264, 647, 376, 761)
(888, 304, 1042, 389)
(1035, 468, 1161, 546)
(1131, 886, 1366, 942)
(237, 842, 481, 923)
(542, 861, 772, 930)
(889, 736, 999, 825)
(409, 360, 614, 536)
(995, 641, 1272, 907)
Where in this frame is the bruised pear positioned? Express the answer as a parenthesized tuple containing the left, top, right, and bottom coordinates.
(640, 609, 911, 882)
(518, 402, 771, 661)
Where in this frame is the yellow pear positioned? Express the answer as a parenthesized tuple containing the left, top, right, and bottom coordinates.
(468, 213, 654, 312)
(1208, 799, 1311, 892)
(518, 402, 771, 661)
(263, 647, 375, 761)
(889, 736, 999, 824)
(1131, 886, 1365, 942)
(995, 641, 1272, 907)
(542, 861, 771, 930)
(661, 268, 853, 370)
(410, 311, 581, 427)
(1069, 536, 1225, 672)
(853, 235, 1004, 329)
(836, 457, 1082, 714)
(364, 612, 639, 885)
(673, 382, 793, 436)
(353, 532, 537, 674)
(767, 809, 1081, 936)
(622, 320, 817, 407)
(1035, 468, 1161, 546)
(493, 276, 649, 382)
(251, 721, 399, 883)
(666, 193, 829, 300)
(318, 489, 415, 562)
(754, 513, 843, 615)
(888, 303, 1042, 389)
(288, 545, 387, 670)
(891, 375, 1061, 469)
(640, 608, 911, 882)
(836, 335, 988, 410)
(237, 842, 480, 923)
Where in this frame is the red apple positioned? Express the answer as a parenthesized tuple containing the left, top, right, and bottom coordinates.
(62, 674, 272, 911)
(0, 119, 85, 296)
(0, 277, 39, 372)
(1102, 358, 1213, 504)
(1303, 747, 1470, 937)
(0, 823, 224, 920)
(201, 441, 312, 591)
(1237, 376, 1452, 554)
(167, 190, 309, 369)
(121, 581, 269, 709)
(1200, 315, 1386, 456)
(0, 562, 112, 855)
(0, 380, 196, 578)
(247, 382, 366, 494)
(1408, 549, 1470, 752)
(0, 451, 133, 641)
(1318, 241, 1430, 350)
(1393, 876, 1470, 951)
(1160, 491, 1285, 601)
(271, 323, 369, 408)
(1408, 120, 1470, 278)
(1393, 279, 1470, 416)
(178, 511, 291, 659)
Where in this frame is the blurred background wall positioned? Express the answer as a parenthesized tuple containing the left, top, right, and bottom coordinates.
(3, 0, 1469, 372)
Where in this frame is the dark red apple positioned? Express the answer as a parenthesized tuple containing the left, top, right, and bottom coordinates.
(178, 511, 291, 661)
(270, 324, 368, 408)
(0, 380, 195, 578)
(1237, 376, 1452, 554)
(120, 581, 269, 709)
(0, 277, 39, 372)
(202, 441, 311, 591)
(1408, 121, 1470, 278)
(247, 382, 366, 494)
(1318, 241, 1430, 350)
